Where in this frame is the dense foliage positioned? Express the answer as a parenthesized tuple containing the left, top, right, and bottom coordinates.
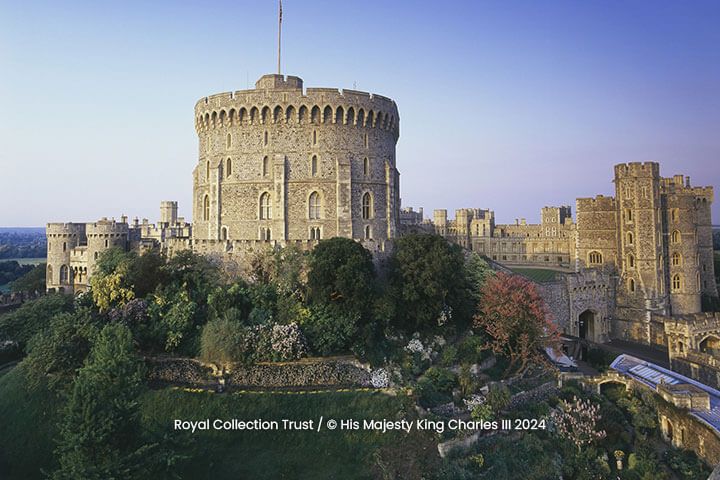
(0, 261, 35, 289)
(0, 229, 46, 259)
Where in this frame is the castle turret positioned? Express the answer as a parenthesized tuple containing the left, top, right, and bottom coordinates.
(46, 223, 86, 293)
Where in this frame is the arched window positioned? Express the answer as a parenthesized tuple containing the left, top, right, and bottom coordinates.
(627, 232, 634, 245)
(625, 209, 633, 222)
(59, 265, 69, 284)
(362, 192, 372, 220)
(310, 227, 321, 240)
(311, 155, 318, 177)
(364, 133, 368, 148)
(671, 209, 678, 222)
(628, 254, 635, 268)
(672, 274, 682, 292)
(364, 225, 371, 240)
(206, 161, 210, 179)
(203, 195, 210, 221)
(226, 158, 232, 177)
(363, 157, 369, 176)
(47, 264, 53, 283)
(672, 230, 681, 244)
(260, 227, 271, 241)
(62, 242, 67, 252)
(672, 252, 682, 266)
(226, 133, 232, 148)
(313, 130, 317, 145)
(221, 227, 228, 240)
(105, 239, 109, 248)
(628, 278, 635, 292)
(264, 130, 268, 145)
(262, 156, 269, 177)
(309, 192, 321, 219)
(588, 251, 603, 265)
(259, 192, 272, 220)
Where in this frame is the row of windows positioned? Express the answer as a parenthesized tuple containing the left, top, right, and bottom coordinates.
(202, 192, 375, 221)
(217, 225, 373, 241)
(628, 274, 697, 293)
(210, 155, 374, 180)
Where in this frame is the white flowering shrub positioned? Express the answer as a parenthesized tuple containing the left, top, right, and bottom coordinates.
(405, 338, 424, 353)
(370, 368, 390, 388)
(270, 323, 308, 361)
(463, 393, 486, 412)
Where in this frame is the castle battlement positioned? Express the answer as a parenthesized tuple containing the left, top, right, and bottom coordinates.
(194, 75, 399, 137)
(46, 223, 86, 236)
(614, 161, 660, 177)
(576, 195, 617, 210)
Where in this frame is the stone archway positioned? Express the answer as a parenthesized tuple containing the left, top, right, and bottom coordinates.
(579, 309, 596, 342)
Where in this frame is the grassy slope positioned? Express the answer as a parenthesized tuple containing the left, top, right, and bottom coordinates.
(0, 365, 423, 480)
(141, 388, 413, 479)
(0, 367, 59, 479)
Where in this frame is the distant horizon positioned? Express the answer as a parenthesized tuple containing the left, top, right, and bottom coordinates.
(1, 1, 718, 226)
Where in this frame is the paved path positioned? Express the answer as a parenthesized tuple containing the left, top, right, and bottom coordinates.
(602, 340, 669, 368)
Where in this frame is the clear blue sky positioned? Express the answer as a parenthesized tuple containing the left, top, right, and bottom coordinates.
(1, 0, 718, 226)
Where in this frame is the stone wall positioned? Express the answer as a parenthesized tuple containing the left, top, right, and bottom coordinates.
(145, 356, 372, 390)
(658, 401, 720, 466)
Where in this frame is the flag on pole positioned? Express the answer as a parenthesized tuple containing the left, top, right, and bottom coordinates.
(279, 0, 283, 23)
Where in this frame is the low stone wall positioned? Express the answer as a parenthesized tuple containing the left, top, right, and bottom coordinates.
(507, 381, 557, 411)
(146, 356, 372, 390)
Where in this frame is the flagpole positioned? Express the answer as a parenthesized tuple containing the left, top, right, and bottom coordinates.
(277, 0, 282, 74)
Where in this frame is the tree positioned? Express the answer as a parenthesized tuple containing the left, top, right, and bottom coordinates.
(302, 303, 359, 356)
(473, 272, 558, 375)
(53, 323, 152, 479)
(23, 308, 99, 391)
(464, 252, 494, 302)
(0, 293, 74, 349)
(10, 263, 46, 293)
(307, 237, 376, 318)
(387, 234, 473, 332)
(90, 265, 135, 313)
(199, 318, 249, 365)
(551, 396, 606, 452)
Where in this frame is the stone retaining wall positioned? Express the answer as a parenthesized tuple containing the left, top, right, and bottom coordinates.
(146, 356, 372, 390)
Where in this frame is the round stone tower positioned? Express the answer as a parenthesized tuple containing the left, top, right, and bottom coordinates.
(46, 223, 85, 292)
(86, 219, 129, 279)
(192, 74, 400, 247)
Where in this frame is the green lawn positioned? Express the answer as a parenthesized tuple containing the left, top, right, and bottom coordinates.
(0, 364, 434, 479)
(510, 267, 564, 283)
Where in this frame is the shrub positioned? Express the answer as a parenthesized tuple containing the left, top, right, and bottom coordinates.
(0, 293, 74, 349)
(199, 318, 249, 365)
(302, 304, 359, 356)
(416, 366, 458, 408)
(486, 384, 511, 413)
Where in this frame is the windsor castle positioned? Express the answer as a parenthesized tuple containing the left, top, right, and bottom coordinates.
(45, 72, 719, 387)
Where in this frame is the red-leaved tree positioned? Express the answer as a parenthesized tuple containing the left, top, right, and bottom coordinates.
(473, 272, 559, 375)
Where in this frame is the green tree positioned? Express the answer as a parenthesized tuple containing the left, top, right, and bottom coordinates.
(465, 252, 494, 302)
(90, 265, 135, 313)
(10, 263, 46, 293)
(199, 317, 249, 365)
(307, 237, 376, 318)
(0, 293, 74, 349)
(23, 308, 99, 391)
(302, 303, 359, 356)
(387, 234, 473, 332)
(53, 323, 152, 480)
(207, 281, 254, 323)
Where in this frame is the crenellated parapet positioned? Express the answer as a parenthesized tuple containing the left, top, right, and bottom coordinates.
(194, 74, 399, 139)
